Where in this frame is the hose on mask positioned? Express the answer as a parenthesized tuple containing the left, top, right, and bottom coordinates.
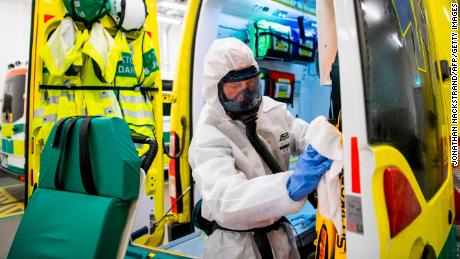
(243, 117, 288, 259)
(244, 117, 282, 174)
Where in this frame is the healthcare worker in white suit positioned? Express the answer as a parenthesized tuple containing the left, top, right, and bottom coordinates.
(189, 37, 333, 259)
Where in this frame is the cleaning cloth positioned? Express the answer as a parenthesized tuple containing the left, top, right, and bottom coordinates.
(305, 116, 343, 234)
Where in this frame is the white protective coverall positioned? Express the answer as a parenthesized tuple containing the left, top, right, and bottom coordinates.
(189, 37, 310, 259)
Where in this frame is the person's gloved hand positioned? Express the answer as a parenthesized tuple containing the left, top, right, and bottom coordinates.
(286, 145, 333, 201)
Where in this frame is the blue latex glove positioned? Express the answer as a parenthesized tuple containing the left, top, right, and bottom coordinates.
(286, 145, 333, 201)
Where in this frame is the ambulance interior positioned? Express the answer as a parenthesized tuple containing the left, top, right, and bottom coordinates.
(0, 0, 454, 258)
(192, 0, 336, 129)
(178, 0, 449, 257)
(183, 0, 450, 258)
(187, 0, 339, 256)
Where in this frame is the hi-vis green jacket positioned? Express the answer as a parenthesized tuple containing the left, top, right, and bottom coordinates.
(114, 30, 160, 155)
(35, 18, 88, 145)
(36, 20, 124, 146)
(35, 19, 159, 155)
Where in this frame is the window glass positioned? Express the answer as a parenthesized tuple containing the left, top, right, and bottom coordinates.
(2, 74, 26, 123)
(356, 0, 448, 200)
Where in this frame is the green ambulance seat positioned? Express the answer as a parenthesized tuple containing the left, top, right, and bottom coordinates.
(8, 117, 143, 259)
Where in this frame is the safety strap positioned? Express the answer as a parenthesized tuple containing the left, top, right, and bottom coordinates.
(79, 116, 99, 195)
(214, 216, 288, 259)
(53, 116, 84, 190)
(52, 118, 71, 148)
(214, 216, 288, 234)
(52, 117, 70, 190)
(254, 230, 276, 259)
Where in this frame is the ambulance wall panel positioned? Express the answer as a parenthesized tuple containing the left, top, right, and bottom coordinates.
(257, 60, 331, 123)
(216, 13, 250, 42)
(216, 13, 331, 123)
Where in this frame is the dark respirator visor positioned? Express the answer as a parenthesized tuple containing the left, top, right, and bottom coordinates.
(218, 65, 262, 116)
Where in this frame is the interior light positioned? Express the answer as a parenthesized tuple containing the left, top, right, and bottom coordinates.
(157, 15, 182, 25)
(272, 10, 288, 19)
(159, 1, 187, 11)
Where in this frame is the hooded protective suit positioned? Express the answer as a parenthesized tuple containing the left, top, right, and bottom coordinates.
(189, 37, 310, 258)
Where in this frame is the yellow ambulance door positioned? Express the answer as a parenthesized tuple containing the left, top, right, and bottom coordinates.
(336, 0, 455, 257)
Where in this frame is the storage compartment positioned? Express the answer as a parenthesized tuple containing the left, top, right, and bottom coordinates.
(290, 29, 317, 63)
(250, 20, 292, 60)
(268, 70, 295, 104)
